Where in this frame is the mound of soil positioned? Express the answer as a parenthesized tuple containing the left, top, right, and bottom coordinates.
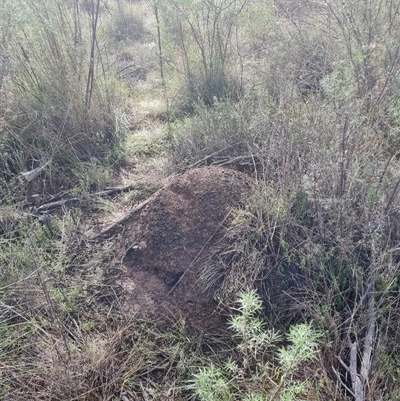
(119, 166, 254, 330)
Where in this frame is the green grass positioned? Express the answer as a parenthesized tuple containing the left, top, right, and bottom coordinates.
(1, 0, 400, 399)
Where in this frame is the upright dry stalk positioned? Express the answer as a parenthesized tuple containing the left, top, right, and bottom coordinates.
(85, 0, 101, 109)
(0, 43, 8, 90)
(154, 3, 171, 133)
(157, 0, 247, 108)
(334, 224, 381, 401)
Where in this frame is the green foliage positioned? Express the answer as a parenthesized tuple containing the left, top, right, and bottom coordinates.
(188, 364, 234, 401)
(0, 0, 126, 189)
(110, 0, 147, 41)
(156, 0, 245, 113)
(170, 99, 253, 168)
(197, 182, 296, 307)
(230, 290, 281, 363)
(187, 290, 321, 401)
(75, 158, 114, 193)
(126, 126, 168, 158)
(278, 323, 321, 374)
(2, 0, 400, 399)
(371, 342, 400, 400)
(0, 212, 61, 287)
(278, 383, 306, 401)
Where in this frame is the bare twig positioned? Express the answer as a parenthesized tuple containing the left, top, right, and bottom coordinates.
(85, 0, 101, 109)
(20, 160, 51, 182)
(154, 3, 171, 134)
(187, 142, 243, 169)
(92, 191, 161, 239)
(168, 209, 232, 295)
(0, 42, 8, 91)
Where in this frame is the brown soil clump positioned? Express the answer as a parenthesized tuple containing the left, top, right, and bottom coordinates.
(119, 166, 254, 330)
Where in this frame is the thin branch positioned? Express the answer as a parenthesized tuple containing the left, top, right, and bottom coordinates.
(332, 365, 355, 397)
(168, 209, 233, 295)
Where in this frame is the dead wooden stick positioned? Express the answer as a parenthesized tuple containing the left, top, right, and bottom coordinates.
(92, 186, 134, 198)
(35, 198, 80, 213)
(20, 160, 51, 182)
(167, 209, 233, 295)
(33, 186, 134, 214)
(91, 189, 164, 240)
(187, 142, 244, 169)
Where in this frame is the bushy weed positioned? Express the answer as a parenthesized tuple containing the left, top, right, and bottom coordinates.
(0, 0, 127, 190)
(187, 290, 321, 401)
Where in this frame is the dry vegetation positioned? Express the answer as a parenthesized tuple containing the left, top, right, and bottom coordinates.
(1, 0, 400, 400)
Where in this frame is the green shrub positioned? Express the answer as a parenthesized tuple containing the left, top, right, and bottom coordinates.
(170, 99, 253, 168)
(156, 0, 246, 114)
(186, 290, 321, 401)
(0, 0, 126, 190)
(110, 0, 146, 41)
(188, 364, 234, 401)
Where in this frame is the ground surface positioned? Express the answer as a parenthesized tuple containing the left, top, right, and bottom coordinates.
(116, 166, 254, 331)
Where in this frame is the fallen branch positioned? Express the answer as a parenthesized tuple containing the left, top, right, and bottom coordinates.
(90, 172, 180, 240)
(211, 155, 257, 167)
(20, 160, 51, 182)
(32, 186, 134, 215)
(91, 189, 163, 240)
(35, 198, 80, 214)
(187, 142, 244, 169)
(92, 187, 131, 197)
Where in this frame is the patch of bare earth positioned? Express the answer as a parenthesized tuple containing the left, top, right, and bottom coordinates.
(117, 166, 254, 331)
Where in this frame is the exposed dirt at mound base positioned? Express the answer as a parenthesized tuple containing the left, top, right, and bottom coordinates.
(118, 166, 254, 331)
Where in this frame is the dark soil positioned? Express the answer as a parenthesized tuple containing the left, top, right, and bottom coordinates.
(118, 166, 254, 331)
